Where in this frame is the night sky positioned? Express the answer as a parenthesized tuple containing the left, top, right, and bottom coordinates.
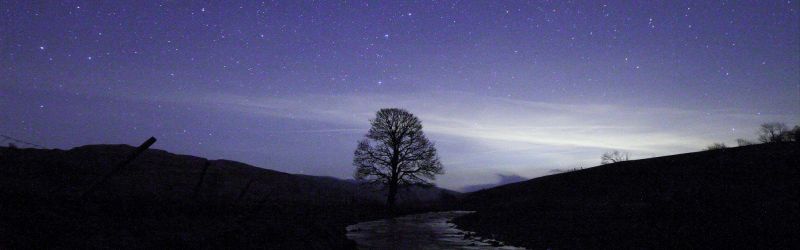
(2, 1, 798, 190)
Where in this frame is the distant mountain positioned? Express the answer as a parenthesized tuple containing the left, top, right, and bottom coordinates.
(454, 142, 800, 249)
(0, 144, 458, 249)
(460, 174, 527, 192)
(326, 177, 462, 203)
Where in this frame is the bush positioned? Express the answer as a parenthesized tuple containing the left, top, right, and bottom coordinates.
(735, 139, 754, 146)
(601, 150, 629, 165)
(706, 143, 727, 150)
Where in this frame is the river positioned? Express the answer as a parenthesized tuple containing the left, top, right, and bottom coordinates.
(346, 211, 525, 249)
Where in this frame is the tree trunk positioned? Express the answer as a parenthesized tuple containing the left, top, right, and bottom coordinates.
(386, 180, 398, 213)
(387, 147, 400, 214)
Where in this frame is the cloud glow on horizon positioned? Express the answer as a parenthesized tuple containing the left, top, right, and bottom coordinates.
(179, 90, 795, 189)
(2, 1, 798, 190)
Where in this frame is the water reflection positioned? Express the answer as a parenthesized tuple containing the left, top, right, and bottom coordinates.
(346, 211, 525, 249)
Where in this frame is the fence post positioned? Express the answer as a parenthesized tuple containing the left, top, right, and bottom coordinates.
(80, 137, 157, 199)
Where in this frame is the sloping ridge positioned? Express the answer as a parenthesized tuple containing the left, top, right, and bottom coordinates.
(455, 142, 799, 249)
(0, 144, 455, 249)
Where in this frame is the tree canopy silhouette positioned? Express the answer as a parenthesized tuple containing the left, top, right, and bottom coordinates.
(353, 108, 444, 210)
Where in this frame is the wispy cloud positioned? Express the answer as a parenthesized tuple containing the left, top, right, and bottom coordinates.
(197, 91, 780, 153)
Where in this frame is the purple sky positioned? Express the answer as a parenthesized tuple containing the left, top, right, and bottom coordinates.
(2, 1, 798, 190)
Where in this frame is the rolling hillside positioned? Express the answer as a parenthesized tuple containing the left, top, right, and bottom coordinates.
(0, 144, 456, 249)
(454, 142, 799, 249)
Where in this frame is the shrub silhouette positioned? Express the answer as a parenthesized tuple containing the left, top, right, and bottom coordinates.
(601, 150, 629, 164)
(706, 143, 727, 150)
(736, 138, 755, 146)
(788, 126, 800, 142)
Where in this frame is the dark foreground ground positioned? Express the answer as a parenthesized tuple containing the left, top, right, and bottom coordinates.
(0, 144, 457, 249)
(454, 142, 799, 249)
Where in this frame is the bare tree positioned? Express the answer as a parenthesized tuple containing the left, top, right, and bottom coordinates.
(757, 122, 788, 143)
(601, 150, 630, 165)
(353, 108, 444, 211)
(706, 143, 727, 150)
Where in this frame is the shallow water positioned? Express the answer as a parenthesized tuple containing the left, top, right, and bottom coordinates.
(346, 211, 525, 249)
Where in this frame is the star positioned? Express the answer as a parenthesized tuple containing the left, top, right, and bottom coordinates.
(1, 0, 797, 192)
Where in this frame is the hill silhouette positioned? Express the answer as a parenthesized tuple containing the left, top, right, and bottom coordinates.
(454, 142, 799, 249)
(460, 174, 527, 192)
(0, 144, 457, 249)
